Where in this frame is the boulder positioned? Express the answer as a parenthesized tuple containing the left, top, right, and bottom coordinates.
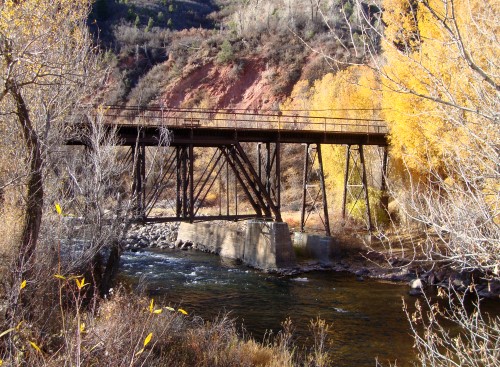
(409, 278, 424, 289)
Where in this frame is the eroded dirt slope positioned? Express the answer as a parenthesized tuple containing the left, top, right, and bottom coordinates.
(159, 58, 286, 110)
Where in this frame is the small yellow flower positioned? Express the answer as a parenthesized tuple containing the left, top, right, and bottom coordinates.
(80, 323, 85, 333)
(20, 280, 26, 290)
(55, 203, 62, 215)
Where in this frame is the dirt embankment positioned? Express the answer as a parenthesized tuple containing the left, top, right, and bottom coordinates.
(160, 58, 285, 110)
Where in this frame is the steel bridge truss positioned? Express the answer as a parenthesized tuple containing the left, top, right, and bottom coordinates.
(131, 142, 283, 223)
(341, 144, 389, 231)
(130, 141, 387, 235)
(300, 144, 331, 236)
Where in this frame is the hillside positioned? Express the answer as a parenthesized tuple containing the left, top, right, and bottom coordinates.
(92, 0, 364, 109)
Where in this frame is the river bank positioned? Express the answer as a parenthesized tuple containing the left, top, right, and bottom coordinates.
(122, 222, 500, 300)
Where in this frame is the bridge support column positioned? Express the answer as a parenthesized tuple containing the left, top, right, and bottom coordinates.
(380, 146, 389, 215)
(132, 142, 146, 218)
(342, 144, 373, 231)
(175, 145, 195, 222)
(256, 142, 281, 215)
(300, 144, 331, 236)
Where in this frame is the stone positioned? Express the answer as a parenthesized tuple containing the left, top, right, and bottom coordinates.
(409, 278, 424, 289)
(244, 221, 296, 270)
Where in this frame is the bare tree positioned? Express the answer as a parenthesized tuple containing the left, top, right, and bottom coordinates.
(0, 0, 104, 287)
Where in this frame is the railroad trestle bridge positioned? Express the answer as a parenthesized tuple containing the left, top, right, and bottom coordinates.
(71, 106, 389, 235)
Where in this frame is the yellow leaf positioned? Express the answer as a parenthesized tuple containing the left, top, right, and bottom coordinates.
(30, 341, 41, 353)
(55, 203, 62, 215)
(20, 280, 26, 290)
(75, 278, 89, 290)
(0, 358, 3, 366)
(149, 299, 154, 313)
(0, 328, 15, 338)
(80, 323, 85, 333)
(153, 309, 163, 314)
(164, 306, 175, 312)
(143, 332, 153, 347)
(54, 274, 66, 280)
(135, 348, 144, 357)
(178, 308, 188, 315)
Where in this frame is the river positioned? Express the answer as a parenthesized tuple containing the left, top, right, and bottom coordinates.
(117, 248, 423, 366)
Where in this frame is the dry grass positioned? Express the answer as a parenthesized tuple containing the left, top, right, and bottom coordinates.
(0, 284, 331, 367)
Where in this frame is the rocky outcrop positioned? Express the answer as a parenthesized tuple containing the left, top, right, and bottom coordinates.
(123, 223, 179, 251)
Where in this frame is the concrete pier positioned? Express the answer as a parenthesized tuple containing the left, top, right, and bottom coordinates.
(244, 220, 296, 269)
(293, 232, 340, 264)
(176, 220, 296, 270)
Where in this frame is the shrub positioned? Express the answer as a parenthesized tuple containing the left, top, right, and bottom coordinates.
(217, 39, 235, 64)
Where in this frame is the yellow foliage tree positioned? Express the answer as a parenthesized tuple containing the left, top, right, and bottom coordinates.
(374, 0, 499, 272)
(283, 65, 382, 217)
(381, 0, 499, 175)
(280, 80, 312, 112)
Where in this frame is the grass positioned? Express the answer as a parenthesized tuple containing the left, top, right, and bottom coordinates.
(1, 283, 332, 367)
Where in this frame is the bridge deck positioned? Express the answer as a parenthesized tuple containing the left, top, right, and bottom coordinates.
(96, 106, 388, 146)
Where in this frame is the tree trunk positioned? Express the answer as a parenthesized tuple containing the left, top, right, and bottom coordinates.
(12, 89, 44, 279)
(100, 243, 122, 297)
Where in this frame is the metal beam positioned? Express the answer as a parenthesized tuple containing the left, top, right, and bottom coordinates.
(300, 143, 309, 232)
(234, 142, 282, 221)
(219, 146, 263, 217)
(359, 145, 373, 231)
(316, 144, 331, 236)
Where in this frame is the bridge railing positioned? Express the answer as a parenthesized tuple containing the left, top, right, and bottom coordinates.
(101, 106, 388, 134)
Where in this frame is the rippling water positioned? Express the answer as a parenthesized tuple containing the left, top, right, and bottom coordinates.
(118, 248, 418, 366)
